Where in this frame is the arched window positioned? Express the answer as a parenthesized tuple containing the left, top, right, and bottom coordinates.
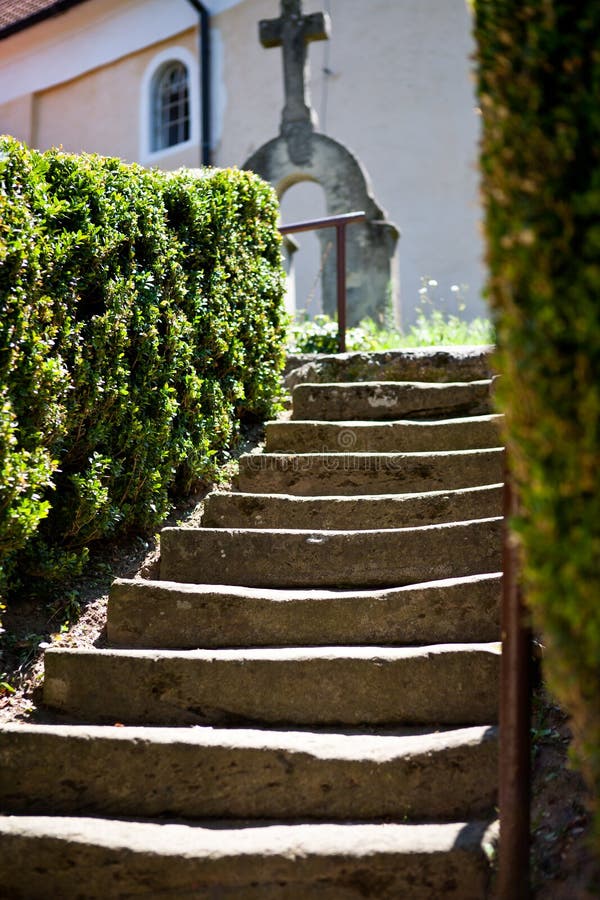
(140, 46, 198, 163)
(152, 61, 190, 152)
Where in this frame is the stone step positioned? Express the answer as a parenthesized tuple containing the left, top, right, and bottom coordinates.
(291, 380, 495, 422)
(284, 345, 494, 389)
(160, 519, 502, 588)
(107, 573, 502, 650)
(265, 414, 504, 453)
(0, 815, 498, 899)
(109, 573, 501, 648)
(202, 485, 503, 531)
(107, 574, 501, 648)
(43, 643, 500, 726)
(237, 448, 504, 496)
(0, 723, 498, 821)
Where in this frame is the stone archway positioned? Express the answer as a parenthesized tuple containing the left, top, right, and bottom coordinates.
(242, 1, 399, 327)
(245, 132, 399, 326)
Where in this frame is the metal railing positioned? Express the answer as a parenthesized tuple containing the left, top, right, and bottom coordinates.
(280, 210, 366, 352)
(499, 459, 532, 898)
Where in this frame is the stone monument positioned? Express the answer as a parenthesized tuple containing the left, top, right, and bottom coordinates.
(244, 0, 399, 326)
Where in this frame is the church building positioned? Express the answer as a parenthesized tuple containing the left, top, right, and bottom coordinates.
(0, 0, 485, 325)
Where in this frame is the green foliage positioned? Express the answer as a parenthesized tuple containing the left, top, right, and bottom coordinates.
(289, 311, 494, 353)
(474, 0, 600, 842)
(288, 313, 378, 353)
(403, 311, 494, 347)
(0, 138, 286, 608)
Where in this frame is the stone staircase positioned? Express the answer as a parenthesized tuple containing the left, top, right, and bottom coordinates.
(0, 346, 502, 898)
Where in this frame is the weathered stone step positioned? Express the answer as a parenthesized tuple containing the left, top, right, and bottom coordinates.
(291, 380, 495, 422)
(285, 344, 494, 389)
(160, 519, 502, 588)
(0, 723, 498, 821)
(202, 485, 503, 531)
(0, 815, 498, 899)
(43, 643, 500, 726)
(266, 414, 504, 454)
(237, 448, 504, 496)
(108, 574, 501, 648)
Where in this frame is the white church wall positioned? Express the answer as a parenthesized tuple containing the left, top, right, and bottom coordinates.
(0, 94, 34, 145)
(0, 0, 197, 104)
(0, 0, 202, 166)
(212, 0, 282, 163)
(34, 29, 199, 164)
(214, 0, 484, 325)
(279, 181, 328, 316)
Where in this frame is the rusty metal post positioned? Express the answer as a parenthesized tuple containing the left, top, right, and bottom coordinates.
(336, 221, 347, 352)
(279, 211, 366, 353)
(499, 456, 531, 899)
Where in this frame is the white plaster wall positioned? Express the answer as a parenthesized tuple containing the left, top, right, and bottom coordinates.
(0, 94, 34, 144)
(0, 0, 197, 103)
(33, 30, 199, 164)
(214, 0, 485, 325)
(212, 0, 281, 162)
(0, 0, 203, 165)
(279, 181, 328, 315)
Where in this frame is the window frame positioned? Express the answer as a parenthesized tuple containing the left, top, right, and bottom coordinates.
(140, 45, 199, 164)
(152, 60, 190, 152)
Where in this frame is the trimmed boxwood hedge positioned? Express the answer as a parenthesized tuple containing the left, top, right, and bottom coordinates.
(474, 1, 600, 840)
(0, 137, 286, 606)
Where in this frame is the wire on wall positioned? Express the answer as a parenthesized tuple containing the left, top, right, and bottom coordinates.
(320, 0, 333, 133)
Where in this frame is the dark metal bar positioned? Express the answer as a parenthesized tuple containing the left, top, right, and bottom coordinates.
(186, 0, 212, 167)
(279, 211, 365, 352)
(336, 221, 347, 352)
(499, 455, 531, 899)
(199, 4, 212, 167)
(279, 210, 365, 235)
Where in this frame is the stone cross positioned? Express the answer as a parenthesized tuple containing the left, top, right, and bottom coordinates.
(259, 0, 330, 140)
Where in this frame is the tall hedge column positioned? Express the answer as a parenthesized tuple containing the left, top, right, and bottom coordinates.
(475, 0, 600, 847)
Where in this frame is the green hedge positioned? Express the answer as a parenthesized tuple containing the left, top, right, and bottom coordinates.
(474, 0, 600, 841)
(0, 138, 286, 605)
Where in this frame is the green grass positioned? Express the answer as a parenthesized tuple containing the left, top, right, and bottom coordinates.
(288, 310, 495, 354)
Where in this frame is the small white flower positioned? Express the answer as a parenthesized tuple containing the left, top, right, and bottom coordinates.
(451, 285, 460, 292)
(418, 287, 427, 294)
(428, 279, 438, 286)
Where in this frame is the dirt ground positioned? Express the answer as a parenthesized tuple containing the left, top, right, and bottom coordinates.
(529, 689, 599, 897)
